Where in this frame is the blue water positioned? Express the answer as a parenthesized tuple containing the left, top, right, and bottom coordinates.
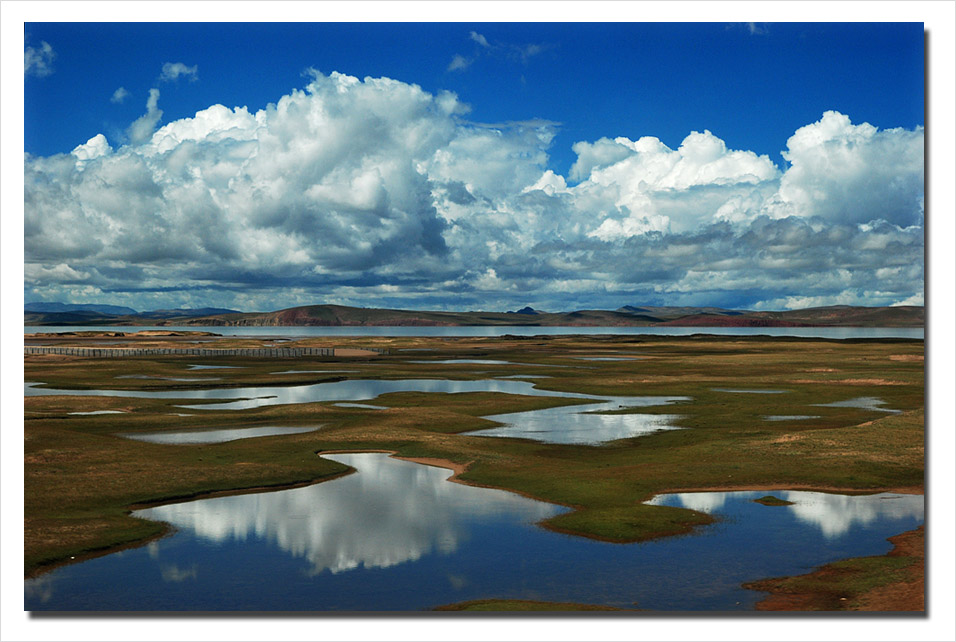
(120, 425, 323, 445)
(26, 377, 689, 444)
(470, 397, 686, 444)
(24, 453, 924, 612)
(24, 325, 924, 339)
(24, 378, 597, 411)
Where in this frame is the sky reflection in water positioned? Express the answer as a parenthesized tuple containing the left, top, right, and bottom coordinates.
(648, 490, 924, 539)
(813, 397, 902, 413)
(25, 378, 586, 410)
(472, 397, 687, 445)
(24, 454, 924, 611)
(121, 425, 322, 445)
(27, 378, 687, 445)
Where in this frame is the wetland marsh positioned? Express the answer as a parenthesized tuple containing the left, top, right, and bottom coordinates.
(23, 331, 925, 611)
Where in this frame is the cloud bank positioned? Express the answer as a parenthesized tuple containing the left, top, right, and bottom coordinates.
(24, 71, 924, 312)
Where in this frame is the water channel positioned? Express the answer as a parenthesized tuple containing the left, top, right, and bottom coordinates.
(24, 453, 924, 611)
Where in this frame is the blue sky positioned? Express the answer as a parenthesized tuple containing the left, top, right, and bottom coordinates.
(25, 22, 923, 176)
(22, 21, 927, 312)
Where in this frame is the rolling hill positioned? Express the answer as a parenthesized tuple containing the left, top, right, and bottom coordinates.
(24, 303, 924, 328)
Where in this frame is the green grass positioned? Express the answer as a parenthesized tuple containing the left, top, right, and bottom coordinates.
(744, 527, 923, 610)
(24, 334, 924, 585)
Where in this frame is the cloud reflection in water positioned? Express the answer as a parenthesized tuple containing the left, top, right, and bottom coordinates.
(649, 490, 924, 538)
(134, 453, 562, 576)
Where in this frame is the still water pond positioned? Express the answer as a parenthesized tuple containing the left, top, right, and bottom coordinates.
(24, 453, 923, 611)
(121, 425, 323, 445)
(28, 378, 687, 445)
(25, 378, 583, 410)
(472, 398, 685, 444)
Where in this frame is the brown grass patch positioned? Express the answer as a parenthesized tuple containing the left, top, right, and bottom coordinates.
(789, 378, 905, 386)
(332, 348, 379, 357)
(889, 354, 923, 362)
(770, 434, 804, 444)
(750, 526, 924, 611)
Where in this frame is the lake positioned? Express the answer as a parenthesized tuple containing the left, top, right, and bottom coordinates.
(24, 453, 924, 611)
(24, 325, 924, 339)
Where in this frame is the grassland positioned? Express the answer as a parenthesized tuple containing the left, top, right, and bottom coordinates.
(744, 526, 924, 610)
(23, 332, 924, 609)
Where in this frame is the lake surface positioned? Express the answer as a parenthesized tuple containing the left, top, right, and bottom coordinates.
(24, 453, 924, 611)
(24, 325, 924, 339)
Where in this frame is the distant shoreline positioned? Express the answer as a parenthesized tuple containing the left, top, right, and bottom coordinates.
(24, 303, 925, 329)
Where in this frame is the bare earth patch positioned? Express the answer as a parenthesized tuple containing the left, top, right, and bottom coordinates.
(889, 354, 923, 362)
(332, 348, 380, 357)
(854, 527, 924, 611)
(748, 526, 924, 611)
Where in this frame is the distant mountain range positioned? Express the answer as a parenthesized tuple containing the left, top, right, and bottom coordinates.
(24, 302, 924, 328)
(24, 302, 139, 316)
(24, 303, 239, 326)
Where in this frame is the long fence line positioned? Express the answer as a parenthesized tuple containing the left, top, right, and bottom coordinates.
(24, 346, 389, 358)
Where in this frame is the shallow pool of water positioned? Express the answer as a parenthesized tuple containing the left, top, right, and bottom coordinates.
(24, 378, 594, 411)
(470, 397, 687, 445)
(26, 378, 690, 444)
(187, 365, 241, 370)
(117, 375, 221, 382)
(405, 359, 514, 365)
(68, 410, 126, 416)
(120, 425, 323, 445)
(813, 397, 902, 413)
(24, 453, 923, 611)
(271, 370, 352, 375)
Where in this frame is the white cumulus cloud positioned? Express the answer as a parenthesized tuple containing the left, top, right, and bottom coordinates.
(768, 110, 924, 227)
(23, 70, 924, 313)
(127, 89, 163, 144)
